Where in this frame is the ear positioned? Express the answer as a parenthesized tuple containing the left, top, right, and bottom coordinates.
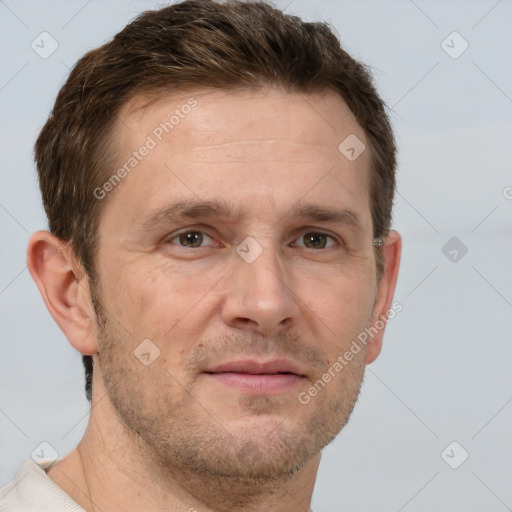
(26, 230, 99, 355)
(365, 230, 402, 364)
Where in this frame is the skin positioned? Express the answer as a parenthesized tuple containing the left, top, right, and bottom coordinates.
(27, 87, 401, 512)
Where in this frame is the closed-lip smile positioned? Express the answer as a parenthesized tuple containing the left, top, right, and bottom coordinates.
(204, 358, 306, 394)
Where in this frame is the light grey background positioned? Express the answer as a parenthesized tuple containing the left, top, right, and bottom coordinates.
(1, 0, 511, 510)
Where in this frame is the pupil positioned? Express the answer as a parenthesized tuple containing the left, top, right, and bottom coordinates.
(305, 233, 326, 248)
(180, 232, 203, 247)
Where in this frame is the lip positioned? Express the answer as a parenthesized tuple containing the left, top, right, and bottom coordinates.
(204, 358, 305, 376)
(203, 358, 307, 394)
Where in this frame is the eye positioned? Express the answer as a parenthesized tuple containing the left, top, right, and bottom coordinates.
(168, 230, 216, 248)
(293, 232, 337, 249)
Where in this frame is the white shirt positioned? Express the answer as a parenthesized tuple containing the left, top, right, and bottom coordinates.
(0, 460, 85, 511)
(0, 459, 317, 511)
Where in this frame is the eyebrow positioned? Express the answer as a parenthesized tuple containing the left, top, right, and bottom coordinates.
(289, 204, 364, 231)
(136, 199, 365, 233)
(136, 199, 241, 232)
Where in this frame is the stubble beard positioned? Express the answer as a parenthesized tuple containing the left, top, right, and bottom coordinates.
(90, 281, 367, 498)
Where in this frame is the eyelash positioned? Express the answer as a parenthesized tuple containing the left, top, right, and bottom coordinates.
(165, 229, 342, 250)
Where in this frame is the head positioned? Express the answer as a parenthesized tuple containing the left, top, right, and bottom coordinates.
(28, 0, 400, 485)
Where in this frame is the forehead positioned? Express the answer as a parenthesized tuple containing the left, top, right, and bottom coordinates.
(115, 86, 366, 156)
(100, 87, 372, 234)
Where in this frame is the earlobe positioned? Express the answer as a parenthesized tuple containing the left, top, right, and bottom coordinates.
(365, 230, 402, 365)
(26, 230, 99, 356)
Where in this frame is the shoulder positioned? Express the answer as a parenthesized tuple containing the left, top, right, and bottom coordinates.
(0, 460, 85, 512)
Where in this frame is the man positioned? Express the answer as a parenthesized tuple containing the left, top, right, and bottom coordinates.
(0, 0, 401, 510)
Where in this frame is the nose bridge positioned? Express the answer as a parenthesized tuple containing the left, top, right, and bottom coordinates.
(242, 236, 286, 293)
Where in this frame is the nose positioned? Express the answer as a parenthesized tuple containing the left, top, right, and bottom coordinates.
(220, 239, 300, 337)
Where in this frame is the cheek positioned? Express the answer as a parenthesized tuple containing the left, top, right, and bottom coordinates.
(296, 272, 375, 334)
(111, 263, 217, 354)
(108, 261, 192, 317)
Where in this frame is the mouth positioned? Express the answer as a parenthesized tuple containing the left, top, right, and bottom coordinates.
(203, 359, 307, 394)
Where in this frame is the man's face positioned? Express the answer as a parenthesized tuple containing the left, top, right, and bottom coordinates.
(92, 87, 380, 480)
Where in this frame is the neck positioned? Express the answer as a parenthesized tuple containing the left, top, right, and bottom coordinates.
(47, 391, 320, 512)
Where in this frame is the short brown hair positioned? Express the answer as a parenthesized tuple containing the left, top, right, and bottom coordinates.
(34, 0, 397, 402)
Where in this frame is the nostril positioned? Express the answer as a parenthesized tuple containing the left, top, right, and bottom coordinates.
(236, 317, 257, 326)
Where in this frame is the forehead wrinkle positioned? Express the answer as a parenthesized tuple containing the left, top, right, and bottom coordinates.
(177, 138, 336, 150)
(159, 143, 345, 171)
(166, 138, 344, 161)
